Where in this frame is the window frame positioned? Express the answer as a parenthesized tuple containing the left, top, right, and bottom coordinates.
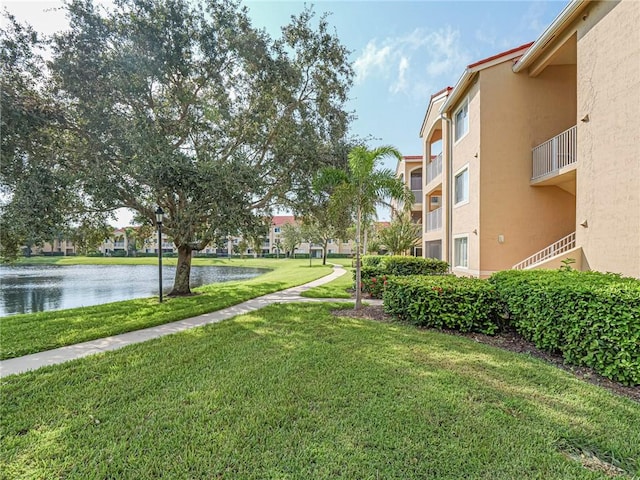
(453, 235, 469, 269)
(454, 164, 469, 206)
(454, 98, 469, 143)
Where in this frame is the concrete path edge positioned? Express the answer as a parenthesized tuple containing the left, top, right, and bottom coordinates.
(0, 264, 380, 377)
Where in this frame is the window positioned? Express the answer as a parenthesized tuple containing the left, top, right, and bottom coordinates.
(454, 99, 469, 141)
(454, 167, 469, 205)
(274, 227, 281, 233)
(425, 240, 442, 260)
(454, 237, 468, 268)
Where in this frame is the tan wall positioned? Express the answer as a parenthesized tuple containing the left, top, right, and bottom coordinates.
(478, 61, 577, 275)
(450, 81, 481, 275)
(421, 97, 447, 260)
(575, 0, 640, 278)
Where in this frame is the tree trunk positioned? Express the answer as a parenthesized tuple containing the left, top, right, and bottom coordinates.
(363, 227, 368, 255)
(355, 206, 362, 310)
(322, 239, 328, 265)
(169, 244, 192, 296)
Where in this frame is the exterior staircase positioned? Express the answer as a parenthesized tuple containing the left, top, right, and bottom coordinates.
(512, 232, 576, 270)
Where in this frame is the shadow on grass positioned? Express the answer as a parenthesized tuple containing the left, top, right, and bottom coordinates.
(2, 302, 639, 478)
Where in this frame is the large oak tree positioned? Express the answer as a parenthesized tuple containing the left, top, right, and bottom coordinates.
(2, 0, 353, 294)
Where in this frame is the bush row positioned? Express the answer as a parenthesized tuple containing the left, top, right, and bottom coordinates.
(383, 275, 500, 334)
(357, 256, 449, 298)
(380, 269, 640, 385)
(489, 270, 640, 385)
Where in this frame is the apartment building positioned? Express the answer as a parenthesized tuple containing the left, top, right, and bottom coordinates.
(416, 0, 639, 278)
(394, 155, 424, 256)
(269, 215, 355, 258)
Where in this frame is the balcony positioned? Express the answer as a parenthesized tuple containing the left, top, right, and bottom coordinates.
(532, 125, 577, 181)
(412, 189, 423, 204)
(426, 207, 442, 232)
(426, 153, 443, 184)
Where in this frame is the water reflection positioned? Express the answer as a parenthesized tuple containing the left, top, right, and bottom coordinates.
(0, 264, 264, 316)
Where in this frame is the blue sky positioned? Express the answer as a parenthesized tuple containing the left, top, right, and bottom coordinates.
(4, 0, 569, 223)
(244, 0, 568, 168)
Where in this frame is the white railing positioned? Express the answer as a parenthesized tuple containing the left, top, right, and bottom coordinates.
(512, 231, 576, 270)
(412, 189, 423, 204)
(532, 125, 577, 180)
(427, 153, 443, 184)
(426, 207, 442, 232)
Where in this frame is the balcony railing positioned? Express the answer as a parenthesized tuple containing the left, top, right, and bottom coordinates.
(412, 189, 422, 204)
(426, 207, 442, 232)
(532, 125, 577, 180)
(426, 153, 443, 184)
(512, 232, 576, 270)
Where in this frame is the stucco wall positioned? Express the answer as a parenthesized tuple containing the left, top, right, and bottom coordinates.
(450, 81, 480, 275)
(478, 61, 577, 274)
(421, 97, 447, 260)
(575, 0, 640, 278)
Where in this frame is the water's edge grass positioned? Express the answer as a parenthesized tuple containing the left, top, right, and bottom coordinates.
(1, 258, 333, 359)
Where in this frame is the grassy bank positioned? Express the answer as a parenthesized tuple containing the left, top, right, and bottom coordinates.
(1, 302, 638, 479)
(0, 258, 331, 359)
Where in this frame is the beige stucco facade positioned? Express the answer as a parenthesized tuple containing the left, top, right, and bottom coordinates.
(411, 0, 639, 278)
(573, 0, 640, 277)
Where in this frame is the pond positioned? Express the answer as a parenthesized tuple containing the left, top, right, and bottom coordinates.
(0, 264, 266, 317)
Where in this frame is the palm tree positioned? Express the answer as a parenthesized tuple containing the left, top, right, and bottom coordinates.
(378, 212, 422, 255)
(317, 145, 413, 309)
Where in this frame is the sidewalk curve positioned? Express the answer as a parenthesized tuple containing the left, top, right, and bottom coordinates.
(1, 264, 379, 377)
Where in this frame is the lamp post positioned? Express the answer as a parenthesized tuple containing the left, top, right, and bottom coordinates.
(155, 206, 164, 303)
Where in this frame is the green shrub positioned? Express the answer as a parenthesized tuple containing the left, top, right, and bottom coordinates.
(361, 274, 388, 298)
(382, 256, 449, 276)
(383, 276, 500, 334)
(362, 255, 385, 267)
(355, 256, 450, 298)
(490, 270, 640, 385)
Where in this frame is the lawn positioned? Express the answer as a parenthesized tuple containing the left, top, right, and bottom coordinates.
(0, 258, 332, 359)
(301, 265, 353, 298)
(1, 303, 638, 479)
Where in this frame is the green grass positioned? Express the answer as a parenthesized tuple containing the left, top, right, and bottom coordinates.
(1, 303, 638, 479)
(0, 258, 331, 360)
(301, 266, 353, 298)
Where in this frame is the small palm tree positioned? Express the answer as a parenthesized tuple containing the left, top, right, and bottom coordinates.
(378, 212, 421, 255)
(317, 145, 413, 309)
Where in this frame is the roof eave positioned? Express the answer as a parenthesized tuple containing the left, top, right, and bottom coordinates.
(512, 0, 588, 73)
(419, 88, 451, 137)
(440, 45, 532, 114)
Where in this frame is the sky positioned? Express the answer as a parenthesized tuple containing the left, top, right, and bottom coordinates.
(2, 0, 569, 223)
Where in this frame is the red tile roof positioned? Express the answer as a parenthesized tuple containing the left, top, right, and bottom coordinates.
(467, 42, 534, 69)
(403, 155, 422, 161)
(430, 86, 453, 99)
(271, 215, 296, 226)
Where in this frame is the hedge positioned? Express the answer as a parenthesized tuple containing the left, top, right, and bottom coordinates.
(490, 270, 640, 385)
(357, 256, 449, 298)
(383, 275, 500, 334)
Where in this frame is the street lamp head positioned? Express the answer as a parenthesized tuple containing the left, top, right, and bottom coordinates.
(155, 206, 164, 225)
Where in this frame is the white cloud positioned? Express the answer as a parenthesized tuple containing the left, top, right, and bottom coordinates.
(390, 56, 410, 94)
(353, 26, 471, 99)
(353, 41, 393, 83)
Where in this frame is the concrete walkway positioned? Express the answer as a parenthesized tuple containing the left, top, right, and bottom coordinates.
(1, 264, 380, 378)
